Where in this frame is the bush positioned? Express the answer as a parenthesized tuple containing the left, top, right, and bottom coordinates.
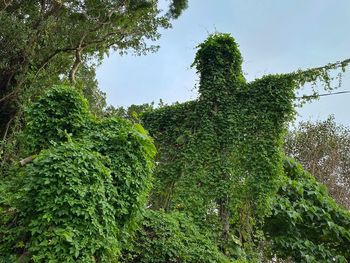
(121, 210, 231, 263)
(1, 142, 119, 262)
(24, 85, 90, 152)
(0, 86, 156, 262)
(84, 117, 156, 243)
(264, 158, 350, 262)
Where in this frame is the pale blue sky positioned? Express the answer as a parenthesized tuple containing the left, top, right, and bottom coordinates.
(96, 0, 350, 125)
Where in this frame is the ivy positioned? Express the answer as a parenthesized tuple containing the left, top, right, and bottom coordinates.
(121, 210, 232, 263)
(264, 158, 350, 262)
(22, 142, 118, 262)
(0, 85, 156, 261)
(83, 117, 156, 245)
(141, 33, 350, 260)
(1, 34, 350, 262)
(142, 34, 297, 257)
(23, 85, 90, 152)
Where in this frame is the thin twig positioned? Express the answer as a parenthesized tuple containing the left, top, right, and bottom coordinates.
(2, 117, 13, 140)
(0, 0, 13, 11)
(0, 90, 16, 103)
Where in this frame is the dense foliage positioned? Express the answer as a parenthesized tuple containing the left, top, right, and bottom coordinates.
(0, 142, 119, 262)
(121, 210, 230, 263)
(24, 86, 90, 152)
(84, 117, 156, 244)
(141, 33, 350, 261)
(0, 85, 156, 261)
(265, 158, 350, 262)
(1, 33, 350, 262)
(0, 0, 188, 138)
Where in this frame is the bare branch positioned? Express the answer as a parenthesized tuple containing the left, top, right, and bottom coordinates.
(68, 33, 87, 84)
(0, 89, 16, 103)
(0, 0, 13, 11)
(69, 48, 82, 84)
(19, 155, 36, 166)
(2, 117, 13, 140)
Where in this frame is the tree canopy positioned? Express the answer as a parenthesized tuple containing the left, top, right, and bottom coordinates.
(285, 117, 350, 209)
(0, 0, 188, 138)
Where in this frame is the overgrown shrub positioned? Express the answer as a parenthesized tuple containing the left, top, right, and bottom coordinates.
(264, 157, 350, 262)
(1, 142, 119, 262)
(84, 117, 156, 243)
(0, 86, 156, 262)
(24, 85, 90, 152)
(121, 210, 231, 263)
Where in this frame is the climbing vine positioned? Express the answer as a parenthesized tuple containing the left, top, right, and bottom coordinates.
(142, 33, 350, 260)
(265, 158, 350, 262)
(1, 34, 350, 262)
(23, 86, 90, 153)
(0, 85, 156, 262)
(121, 210, 230, 263)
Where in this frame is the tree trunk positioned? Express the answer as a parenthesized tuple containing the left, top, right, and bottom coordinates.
(0, 74, 18, 139)
(218, 196, 230, 254)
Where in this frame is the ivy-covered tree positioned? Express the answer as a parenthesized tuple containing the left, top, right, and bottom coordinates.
(0, 0, 188, 137)
(0, 85, 156, 261)
(121, 210, 230, 263)
(141, 33, 350, 261)
(2, 33, 350, 262)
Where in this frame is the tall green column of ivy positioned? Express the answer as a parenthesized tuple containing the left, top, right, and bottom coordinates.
(142, 33, 349, 258)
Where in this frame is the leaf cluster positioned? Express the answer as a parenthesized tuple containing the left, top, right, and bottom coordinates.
(0, 0, 189, 138)
(140, 33, 350, 261)
(265, 158, 350, 262)
(121, 210, 231, 263)
(0, 85, 156, 262)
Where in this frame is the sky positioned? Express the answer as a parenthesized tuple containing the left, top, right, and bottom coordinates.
(96, 0, 350, 126)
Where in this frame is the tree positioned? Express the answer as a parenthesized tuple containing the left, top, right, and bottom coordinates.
(141, 33, 350, 260)
(0, 85, 156, 261)
(0, 0, 188, 137)
(285, 116, 350, 209)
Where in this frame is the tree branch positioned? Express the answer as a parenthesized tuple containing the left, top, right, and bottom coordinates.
(69, 48, 82, 84)
(2, 117, 13, 140)
(0, 0, 13, 11)
(68, 33, 87, 84)
(0, 89, 16, 103)
(19, 155, 36, 166)
(35, 47, 79, 78)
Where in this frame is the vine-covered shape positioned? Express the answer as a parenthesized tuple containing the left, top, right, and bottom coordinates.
(24, 85, 90, 152)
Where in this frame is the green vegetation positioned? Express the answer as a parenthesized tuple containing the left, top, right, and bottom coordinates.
(265, 158, 350, 262)
(0, 0, 188, 137)
(1, 32, 350, 262)
(141, 34, 350, 261)
(285, 116, 350, 209)
(3, 142, 119, 262)
(122, 210, 230, 263)
(0, 86, 156, 261)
